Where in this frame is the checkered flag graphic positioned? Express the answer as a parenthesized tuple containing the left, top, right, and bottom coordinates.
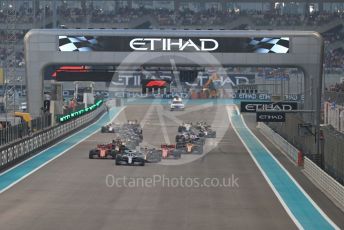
(248, 37, 289, 53)
(58, 36, 98, 51)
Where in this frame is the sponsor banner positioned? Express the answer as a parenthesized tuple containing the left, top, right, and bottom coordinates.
(111, 71, 173, 87)
(110, 91, 189, 99)
(62, 91, 270, 100)
(57, 71, 113, 82)
(58, 36, 289, 53)
(284, 94, 304, 101)
(256, 112, 286, 122)
(232, 93, 271, 100)
(111, 73, 255, 88)
(44, 65, 173, 82)
(240, 101, 298, 113)
(185, 73, 255, 88)
(45, 65, 255, 88)
(58, 100, 103, 123)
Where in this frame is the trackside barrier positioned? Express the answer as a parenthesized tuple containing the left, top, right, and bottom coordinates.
(303, 157, 344, 212)
(0, 104, 106, 170)
(257, 122, 299, 165)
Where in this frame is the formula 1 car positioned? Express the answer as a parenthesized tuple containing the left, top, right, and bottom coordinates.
(140, 147, 162, 163)
(176, 142, 203, 154)
(89, 138, 129, 159)
(195, 126, 216, 138)
(123, 120, 142, 131)
(115, 150, 145, 166)
(175, 132, 205, 145)
(161, 144, 182, 159)
(193, 121, 216, 138)
(101, 123, 120, 133)
(178, 122, 193, 133)
(121, 120, 143, 140)
(89, 144, 118, 159)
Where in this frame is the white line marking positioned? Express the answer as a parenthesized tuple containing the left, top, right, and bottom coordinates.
(156, 105, 171, 144)
(0, 107, 125, 194)
(160, 111, 183, 125)
(139, 102, 156, 129)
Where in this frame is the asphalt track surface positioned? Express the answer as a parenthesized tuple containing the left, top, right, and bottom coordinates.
(0, 103, 342, 230)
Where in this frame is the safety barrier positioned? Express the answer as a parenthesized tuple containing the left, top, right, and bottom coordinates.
(303, 157, 344, 212)
(0, 104, 106, 170)
(257, 122, 300, 165)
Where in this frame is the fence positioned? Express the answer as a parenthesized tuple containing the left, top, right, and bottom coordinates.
(0, 114, 51, 146)
(0, 104, 105, 171)
(303, 157, 344, 212)
(257, 122, 300, 165)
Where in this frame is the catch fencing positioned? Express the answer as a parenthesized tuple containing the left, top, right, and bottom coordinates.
(0, 104, 105, 171)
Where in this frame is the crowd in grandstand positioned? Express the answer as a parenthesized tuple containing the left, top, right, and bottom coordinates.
(252, 11, 344, 26)
(1, 6, 344, 26)
(325, 48, 344, 69)
(0, 30, 26, 42)
(326, 82, 344, 92)
(0, 48, 25, 67)
(90, 7, 240, 26)
(0, 6, 344, 70)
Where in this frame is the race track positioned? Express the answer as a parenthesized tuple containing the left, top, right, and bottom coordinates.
(0, 102, 342, 230)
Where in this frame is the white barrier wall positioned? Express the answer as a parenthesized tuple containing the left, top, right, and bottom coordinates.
(257, 122, 299, 165)
(303, 157, 344, 212)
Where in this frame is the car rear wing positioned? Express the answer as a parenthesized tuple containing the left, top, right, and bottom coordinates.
(97, 144, 112, 148)
(161, 144, 175, 149)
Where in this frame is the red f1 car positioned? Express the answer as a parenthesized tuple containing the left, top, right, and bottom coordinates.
(89, 143, 122, 159)
(161, 144, 182, 159)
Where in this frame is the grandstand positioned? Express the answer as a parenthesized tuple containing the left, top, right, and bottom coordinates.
(1, 1, 344, 76)
(0, 3, 343, 107)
